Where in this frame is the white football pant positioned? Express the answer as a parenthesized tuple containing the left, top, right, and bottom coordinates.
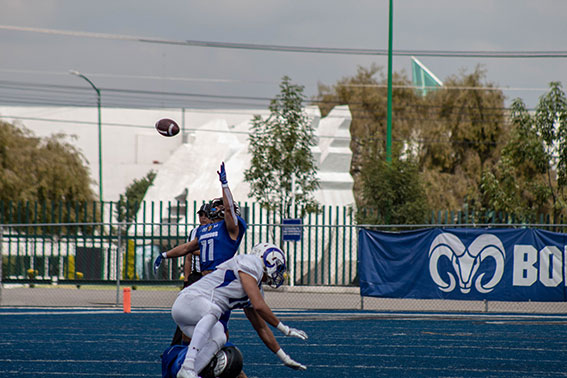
(171, 294, 227, 373)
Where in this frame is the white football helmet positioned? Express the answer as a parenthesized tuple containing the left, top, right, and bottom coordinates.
(250, 243, 287, 288)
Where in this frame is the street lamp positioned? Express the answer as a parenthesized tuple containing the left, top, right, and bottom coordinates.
(70, 70, 103, 202)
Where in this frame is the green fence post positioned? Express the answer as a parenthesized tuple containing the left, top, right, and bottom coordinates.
(307, 211, 312, 285)
(165, 201, 170, 279)
(322, 206, 326, 285)
(243, 201, 249, 254)
(15, 201, 23, 277)
(258, 205, 263, 244)
(151, 201, 155, 279)
(141, 201, 147, 279)
(334, 206, 338, 285)
(251, 202, 256, 248)
(342, 206, 346, 285)
(349, 207, 353, 285)
(314, 210, 319, 285)
(116, 223, 122, 307)
(125, 199, 132, 281)
(299, 205, 305, 285)
(293, 203, 298, 286)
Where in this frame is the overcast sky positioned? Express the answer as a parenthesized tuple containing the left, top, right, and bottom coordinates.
(1, 0, 566, 110)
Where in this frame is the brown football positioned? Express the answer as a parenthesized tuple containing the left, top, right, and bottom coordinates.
(155, 118, 180, 137)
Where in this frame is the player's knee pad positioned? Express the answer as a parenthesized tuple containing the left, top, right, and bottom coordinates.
(211, 323, 227, 348)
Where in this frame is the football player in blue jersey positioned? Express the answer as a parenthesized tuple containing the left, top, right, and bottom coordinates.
(171, 242, 308, 378)
(154, 162, 247, 274)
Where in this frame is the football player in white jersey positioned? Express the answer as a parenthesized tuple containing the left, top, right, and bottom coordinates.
(172, 243, 308, 378)
(170, 202, 212, 347)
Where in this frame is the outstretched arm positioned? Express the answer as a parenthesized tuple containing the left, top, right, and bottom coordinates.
(217, 162, 239, 240)
(166, 238, 199, 258)
(240, 271, 307, 370)
(153, 239, 199, 273)
(243, 307, 280, 353)
(239, 271, 279, 326)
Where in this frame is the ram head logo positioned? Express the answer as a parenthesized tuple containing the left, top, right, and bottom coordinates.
(428, 233, 506, 294)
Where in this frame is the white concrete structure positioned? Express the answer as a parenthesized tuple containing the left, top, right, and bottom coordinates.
(0, 104, 354, 210)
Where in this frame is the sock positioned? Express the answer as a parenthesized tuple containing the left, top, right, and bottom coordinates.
(195, 323, 227, 373)
(181, 314, 218, 372)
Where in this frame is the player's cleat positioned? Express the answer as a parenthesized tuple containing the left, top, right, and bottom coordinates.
(176, 367, 198, 378)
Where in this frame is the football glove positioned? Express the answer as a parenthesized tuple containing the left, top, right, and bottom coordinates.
(276, 349, 307, 371)
(217, 162, 228, 185)
(153, 252, 166, 273)
(276, 322, 308, 340)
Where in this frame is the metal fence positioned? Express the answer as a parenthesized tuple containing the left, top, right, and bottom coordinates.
(0, 200, 358, 287)
(1, 200, 567, 313)
(0, 222, 358, 285)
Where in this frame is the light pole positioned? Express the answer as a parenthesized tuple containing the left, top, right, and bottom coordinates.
(386, 0, 393, 163)
(70, 70, 103, 202)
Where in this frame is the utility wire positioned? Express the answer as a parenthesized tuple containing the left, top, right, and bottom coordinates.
(0, 92, 519, 116)
(1, 25, 567, 58)
(0, 68, 553, 93)
(0, 79, 535, 113)
(0, 91, 524, 116)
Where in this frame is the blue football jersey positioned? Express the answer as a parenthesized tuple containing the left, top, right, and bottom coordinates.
(196, 215, 247, 272)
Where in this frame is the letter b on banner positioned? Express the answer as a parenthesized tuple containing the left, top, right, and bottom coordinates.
(513, 245, 565, 287)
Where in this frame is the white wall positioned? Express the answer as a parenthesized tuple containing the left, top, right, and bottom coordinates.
(0, 105, 354, 209)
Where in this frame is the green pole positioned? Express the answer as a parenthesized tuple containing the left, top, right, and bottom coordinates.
(96, 88, 102, 203)
(386, 0, 393, 163)
(70, 71, 103, 202)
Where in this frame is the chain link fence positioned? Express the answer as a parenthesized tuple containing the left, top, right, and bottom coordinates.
(1, 214, 566, 313)
(0, 216, 361, 310)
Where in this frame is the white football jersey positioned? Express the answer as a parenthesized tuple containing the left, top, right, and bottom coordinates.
(178, 254, 264, 312)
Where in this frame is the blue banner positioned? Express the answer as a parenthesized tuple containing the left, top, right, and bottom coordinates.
(359, 228, 567, 301)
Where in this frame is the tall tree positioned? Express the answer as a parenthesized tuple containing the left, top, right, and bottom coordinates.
(481, 82, 567, 221)
(0, 122, 94, 204)
(358, 147, 429, 225)
(244, 76, 319, 217)
(317, 65, 506, 214)
(317, 65, 422, 207)
(0, 121, 96, 230)
(419, 66, 506, 211)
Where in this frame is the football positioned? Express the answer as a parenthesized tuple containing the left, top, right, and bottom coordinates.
(155, 118, 180, 137)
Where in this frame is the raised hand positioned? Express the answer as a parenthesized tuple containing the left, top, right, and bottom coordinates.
(217, 162, 227, 185)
